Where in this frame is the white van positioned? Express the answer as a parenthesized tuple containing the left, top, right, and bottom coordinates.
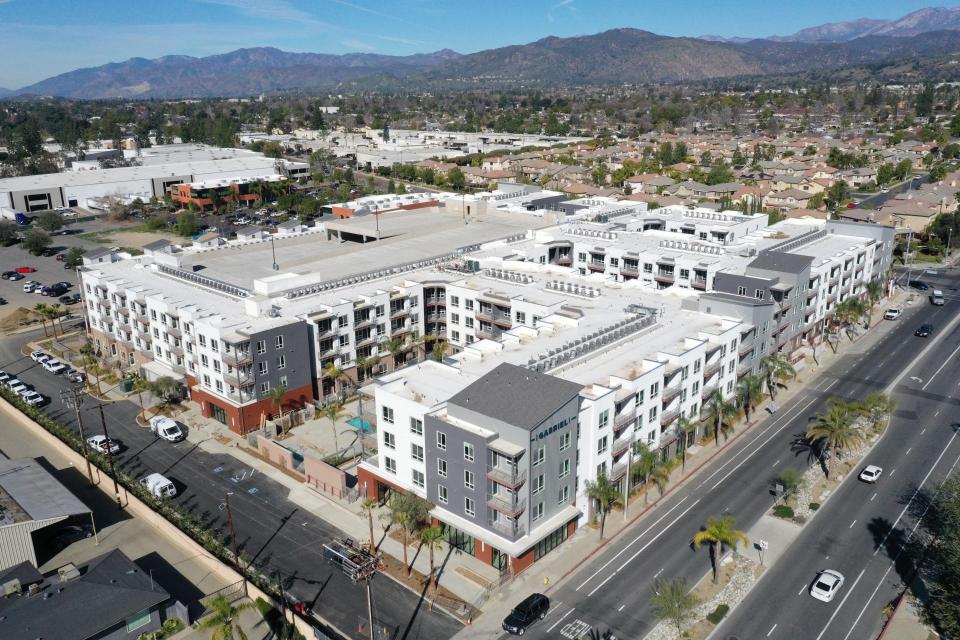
(140, 473, 177, 499)
(931, 290, 945, 306)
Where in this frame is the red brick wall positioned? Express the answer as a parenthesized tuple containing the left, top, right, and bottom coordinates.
(191, 380, 313, 435)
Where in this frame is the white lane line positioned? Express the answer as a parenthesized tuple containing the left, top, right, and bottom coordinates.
(842, 452, 960, 640)
(921, 340, 960, 390)
(547, 607, 575, 632)
(618, 605, 625, 612)
(890, 469, 896, 477)
(875, 429, 960, 556)
(906, 447, 912, 455)
(588, 572, 617, 597)
(767, 623, 778, 637)
(710, 398, 817, 491)
(849, 519, 857, 529)
(823, 379, 839, 392)
(575, 497, 691, 591)
(870, 492, 877, 501)
(921, 427, 927, 435)
(771, 458, 781, 468)
(798, 585, 807, 596)
(814, 568, 867, 640)
(933, 411, 939, 417)
(653, 568, 664, 579)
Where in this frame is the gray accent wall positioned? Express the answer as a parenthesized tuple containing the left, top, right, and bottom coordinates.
(248, 320, 314, 401)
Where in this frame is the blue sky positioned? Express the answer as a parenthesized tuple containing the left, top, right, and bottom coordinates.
(0, 0, 955, 88)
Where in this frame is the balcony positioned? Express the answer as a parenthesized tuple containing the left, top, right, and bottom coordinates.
(654, 271, 675, 284)
(355, 334, 376, 347)
(662, 385, 681, 405)
(486, 466, 527, 489)
(477, 326, 503, 341)
(554, 256, 573, 266)
(610, 462, 628, 481)
(612, 434, 632, 458)
(487, 494, 526, 518)
(701, 382, 718, 399)
(588, 261, 606, 273)
(225, 368, 255, 387)
(353, 316, 375, 330)
(704, 361, 721, 378)
(426, 313, 446, 323)
(166, 324, 182, 338)
(738, 362, 752, 377)
(222, 350, 253, 367)
(316, 324, 337, 339)
(620, 263, 640, 277)
(614, 409, 636, 434)
(661, 407, 680, 426)
(691, 277, 708, 290)
(488, 518, 526, 541)
(425, 297, 446, 307)
(390, 307, 408, 320)
(738, 342, 754, 357)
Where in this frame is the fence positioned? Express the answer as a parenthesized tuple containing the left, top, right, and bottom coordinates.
(200, 579, 247, 608)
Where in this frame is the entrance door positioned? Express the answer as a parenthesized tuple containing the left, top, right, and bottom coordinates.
(491, 548, 508, 575)
(211, 403, 227, 425)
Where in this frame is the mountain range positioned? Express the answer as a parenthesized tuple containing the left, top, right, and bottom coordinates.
(10, 6, 960, 99)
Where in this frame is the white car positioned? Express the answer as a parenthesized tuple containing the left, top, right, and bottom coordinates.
(883, 307, 902, 320)
(42, 359, 67, 374)
(0, 371, 10, 383)
(30, 350, 50, 363)
(810, 570, 845, 602)
(150, 416, 185, 442)
(86, 434, 121, 455)
(22, 281, 40, 293)
(21, 390, 46, 406)
(6, 379, 27, 394)
(859, 465, 883, 483)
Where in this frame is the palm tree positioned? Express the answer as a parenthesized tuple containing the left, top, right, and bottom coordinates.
(631, 443, 660, 505)
(650, 578, 700, 638)
(760, 354, 796, 401)
(677, 416, 698, 471)
(737, 375, 764, 424)
(324, 361, 347, 399)
(33, 303, 50, 337)
(693, 515, 750, 584)
(409, 329, 425, 362)
(361, 497, 378, 553)
(322, 402, 345, 454)
(265, 383, 288, 431)
(805, 398, 865, 476)
(384, 337, 406, 370)
(48, 303, 67, 336)
(148, 376, 182, 410)
(196, 594, 255, 640)
(703, 390, 738, 447)
(420, 525, 445, 591)
(383, 492, 428, 577)
(585, 473, 622, 539)
(431, 340, 446, 362)
(355, 355, 377, 383)
(130, 374, 150, 422)
(864, 279, 883, 323)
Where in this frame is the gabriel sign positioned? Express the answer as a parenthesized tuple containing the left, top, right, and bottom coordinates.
(532, 416, 575, 441)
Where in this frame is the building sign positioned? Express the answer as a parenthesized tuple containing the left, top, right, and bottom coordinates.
(532, 416, 575, 441)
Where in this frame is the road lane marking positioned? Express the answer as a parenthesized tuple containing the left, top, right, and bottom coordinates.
(823, 379, 839, 392)
(654, 568, 664, 579)
(588, 572, 617, 597)
(575, 497, 691, 591)
(922, 340, 960, 390)
(870, 492, 877, 501)
(547, 607, 575, 632)
(849, 520, 857, 529)
(798, 585, 807, 596)
(814, 568, 867, 640)
(906, 447, 912, 455)
(889, 469, 896, 477)
(842, 453, 960, 640)
(767, 623, 778, 637)
(771, 458, 781, 468)
(875, 429, 959, 556)
(921, 427, 927, 434)
(618, 605, 625, 612)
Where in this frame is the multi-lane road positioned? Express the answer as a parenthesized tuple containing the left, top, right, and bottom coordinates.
(0, 326, 461, 640)
(510, 271, 959, 640)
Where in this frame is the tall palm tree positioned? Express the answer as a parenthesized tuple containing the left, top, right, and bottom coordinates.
(361, 497, 378, 553)
(33, 303, 50, 337)
(420, 525, 445, 591)
(130, 374, 150, 422)
(677, 416, 698, 471)
(737, 375, 764, 424)
(265, 383, 288, 431)
(864, 279, 883, 323)
(409, 329, 425, 363)
(383, 492, 428, 577)
(324, 361, 347, 399)
(805, 398, 865, 476)
(703, 390, 738, 447)
(49, 303, 67, 336)
(384, 337, 406, 370)
(355, 355, 377, 383)
(693, 515, 750, 583)
(322, 402, 345, 454)
(760, 354, 796, 401)
(585, 473, 622, 539)
(431, 340, 446, 362)
(196, 594, 255, 640)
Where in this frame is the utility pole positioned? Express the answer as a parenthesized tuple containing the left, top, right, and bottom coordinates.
(275, 571, 290, 640)
(95, 401, 123, 509)
(60, 385, 95, 487)
(623, 443, 632, 522)
(945, 228, 952, 263)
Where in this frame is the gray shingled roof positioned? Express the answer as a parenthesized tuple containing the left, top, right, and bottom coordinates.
(0, 458, 90, 522)
(447, 363, 582, 431)
(142, 239, 172, 252)
(748, 251, 814, 274)
(0, 549, 170, 640)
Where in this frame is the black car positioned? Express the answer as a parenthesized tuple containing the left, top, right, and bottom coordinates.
(909, 280, 930, 291)
(915, 323, 933, 337)
(53, 524, 93, 549)
(503, 593, 550, 635)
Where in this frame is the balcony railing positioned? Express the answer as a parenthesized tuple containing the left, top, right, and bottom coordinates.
(701, 382, 718, 399)
(486, 466, 527, 489)
(620, 264, 640, 276)
(610, 462, 628, 481)
(554, 256, 572, 266)
(588, 262, 606, 272)
(691, 277, 708, 290)
(612, 434, 632, 458)
(704, 361, 721, 378)
(222, 350, 253, 367)
(661, 407, 680, 426)
(614, 409, 636, 433)
(662, 385, 681, 405)
(487, 494, 526, 518)
(477, 326, 503, 341)
(224, 368, 255, 386)
(739, 342, 754, 356)
(488, 518, 526, 541)
(654, 272, 675, 283)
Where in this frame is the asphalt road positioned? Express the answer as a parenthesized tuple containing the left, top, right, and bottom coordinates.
(715, 278, 960, 640)
(853, 174, 927, 210)
(507, 274, 960, 640)
(0, 328, 461, 640)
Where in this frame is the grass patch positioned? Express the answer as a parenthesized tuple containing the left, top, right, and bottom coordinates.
(809, 502, 821, 511)
(706, 603, 730, 625)
(78, 230, 115, 244)
(773, 505, 795, 519)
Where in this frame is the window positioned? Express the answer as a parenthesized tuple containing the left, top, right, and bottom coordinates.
(644, 263, 653, 273)
(213, 360, 221, 373)
(338, 315, 348, 328)
(650, 382, 660, 398)
(410, 417, 423, 435)
(437, 459, 447, 477)
(692, 381, 700, 395)
(436, 431, 447, 450)
(755, 289, 764, 300)
(679, 268, 689, 279)
(597, 436, 609, 454)
(125, 610, 152, 633)
(464, 497, 475, 517)
(533, 502, 544, 521)
(451, 330, 460, 342)
(412, 469, 424, 488)
(411, 443, 424, 462)
(559, 459, 570, 479)
(465, 299, 474, 311)
(598, 409, 609, 429)
(693, 359, 701, 374)
(648, 406, 658, 421)
(215, 380, 223, 392)
(383, 432, 396, 449)
(532, 474, 544, 495)
(464, 470, 474, 490)
(681, 365, 689, 381)
(277, 354, 286, 370)
(450, 295, 460, 307)
(258, 361, 269, 375)
(516, 311, 526, 324)
(451, 313, 460, 324)
(737, 286, 746, 296)
(533, 446, 545, 466)
(256, 340, 266, 354)
(578, 252, 587, 262)
(385, 457, 397, 474)
(464, 443, 474, 462)
(438, 485, 448, 504)
(465, 317, 474, 329)
(376, 305, 384, 318)
(382, 406, 395, 424)
(559, 432, 571, 452)
(558, 486, 570, 504)
(636, 390, 645, 404)
(259, 381, 270, 393)
(201, 354, 209, 367)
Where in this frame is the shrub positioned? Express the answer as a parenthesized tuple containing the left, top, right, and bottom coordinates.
(773, 505, 794, 519)
(809, 502, 821, 511)
(137, 618, 185, 640)
(706, 603, 730, 625)
(793, 514, 807, 525)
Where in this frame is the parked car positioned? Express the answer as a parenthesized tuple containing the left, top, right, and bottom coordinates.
(915, 323, 933, 338)
(41, 284, 68, 297)
(859, 465, 883, 483)
(22, 281, 40, 293)
(140, 472, 177, 499)
(30, 350, 50, 363)
(1, 270, 21, 280)
(21, 390, 47, 406)
(883, 307, 902, 320)
(7, 379, 28, 395)
(909, 280, 930, 291)
(86, 434, 121, 455)
(502, 594, 550, 635)
(931, 290, 945, 306)
(56, 254, 66, 261)
(150, 416, 185, 442)
(42, 359, 67, 374)
(53, 524, 93, 549)
(14, 266, 36, 273)
(810, 570, 845, 603)
(63, 368, 85, 384)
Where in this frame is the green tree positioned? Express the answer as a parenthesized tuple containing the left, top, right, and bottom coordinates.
(825, 180, 850, 209)
(361, 497, 378, 553)
(805, 398, 864, 477)
(196, 594, 255, 640)
(21, 229, 52, 256)
(35, 210, 63, 233)
(265, 383, 289, 431)
(677, 416, 698, 471)
(736, 375, 763, 424)
(130, 374, 150, 422)
(0, 220, 19, 246)
(147, 376, 182, 410)
(693, 515, 750, 583)
(321, 402, 345, 454)
(704, 390, 737, 447)
(33, 303, 51, 337)
(650, 578, 700, 638)
(585, 473, 622, 539)
(859, 392, 896, 431)
(383, 492, 429, 576)
(919, 476, 960, 638)
(864, 280, 884, 323)
(431, 340, 446, 362)
(324, 361, 348, 399)
(64, 246, 85, 268)
(705, 163, 734, 185)
(175, 211, 199, 237)
(420, 526, 445, 590)
(760, 354, 796, 401)
(447, 167, 466, 190)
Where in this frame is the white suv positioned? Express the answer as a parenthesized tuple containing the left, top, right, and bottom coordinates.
(150, 416, 185, 442)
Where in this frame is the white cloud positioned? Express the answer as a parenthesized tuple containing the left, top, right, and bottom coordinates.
(340, 38, 376, 52)
(547, 0, 575, 23)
